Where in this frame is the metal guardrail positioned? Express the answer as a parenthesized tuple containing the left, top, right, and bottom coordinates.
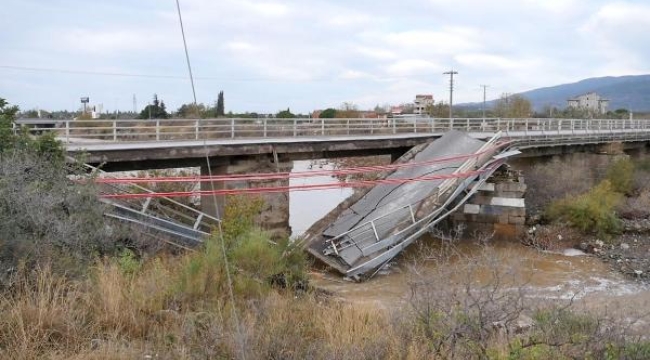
(14, 117, 650, 143)
(323, 133, 504, 262)
(317, 133, 519, 279)
(73, 160, 220, 245)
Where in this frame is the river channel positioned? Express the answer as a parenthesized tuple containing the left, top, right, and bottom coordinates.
(289, 160, 650, 310)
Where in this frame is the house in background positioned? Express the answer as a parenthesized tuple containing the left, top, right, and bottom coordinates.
(414, 94, 434, 115)
(567, 92, 610, 115)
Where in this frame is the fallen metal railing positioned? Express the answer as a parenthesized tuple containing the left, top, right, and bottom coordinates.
(314, 132, 523, 279)
(70, 159, 220, 246)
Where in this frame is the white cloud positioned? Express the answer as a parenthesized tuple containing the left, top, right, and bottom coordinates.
(241, 1, 291, 17)
(355, 46, 398, 60)
(384, 28, 480, 55)
(455, 53, 539, 71)
(224, 41, 260, 53)
(579, 1, 650, 74)
(2, 0, 650, 113)
(338, 70, 374, 80)
(385, 59, 442, 77)
(57, 28, 179, 55)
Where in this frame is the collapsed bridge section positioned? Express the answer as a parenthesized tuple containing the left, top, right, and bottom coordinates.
(306, 130, 519, 280)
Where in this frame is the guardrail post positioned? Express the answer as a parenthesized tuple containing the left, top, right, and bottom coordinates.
(231, 118, 235, 138)
(156, 120, 160, 141)
(431, 118, 435, 133)
(392, 118, 396, 134)
(293, 118, 297, 137)
(65, 121, 70, 142)
(413, 118, 417, 133)
(466, 118, 470, 131)
(321, 118, 325, 136)
(195, 120, 200, 140)
(112, 121, 117, 141)
(263, 118, 267, 137)
(496, 118, 500, 131)
(347, 118, 351, 135)
(371, 119, 375, 134)
(450, 118, 454, 130)
(525, 118, 528, 135)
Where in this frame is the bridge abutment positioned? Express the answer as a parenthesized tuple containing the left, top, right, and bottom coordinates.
(450, 167, 527, 240)
(201, 156, 292, 239)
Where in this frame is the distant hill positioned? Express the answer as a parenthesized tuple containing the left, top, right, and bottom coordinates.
(462, 75, 650, 113)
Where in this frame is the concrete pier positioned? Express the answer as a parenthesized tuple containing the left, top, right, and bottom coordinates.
(450, 167, 527, 240)
(201, 156, 292, 239)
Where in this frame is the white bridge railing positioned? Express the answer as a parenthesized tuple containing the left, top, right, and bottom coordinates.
(14, 117, 650, 143)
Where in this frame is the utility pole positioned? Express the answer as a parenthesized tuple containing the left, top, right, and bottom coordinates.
(443, 70, 458, 119)
(480, 85, 489, 120)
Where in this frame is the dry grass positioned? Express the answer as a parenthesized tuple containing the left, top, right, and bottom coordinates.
(0, 258, 419, 359)
(2, 244, 650, 359)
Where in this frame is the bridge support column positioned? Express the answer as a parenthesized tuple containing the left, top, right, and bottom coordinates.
(200, 163, 228, 221)
(450, 167, 527, 240)
(201, 156, 292, 239)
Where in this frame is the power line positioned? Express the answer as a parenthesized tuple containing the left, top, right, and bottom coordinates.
(92, 150, 495, 185)
(0, 64, 464, 83)
(99, 167, 492, 199)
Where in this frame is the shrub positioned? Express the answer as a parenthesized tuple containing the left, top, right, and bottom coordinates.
(526, 155, 599, 215)
(0, 152, 117, 276)
(546, 180, 622, 237)
(605, 157, 635, 195)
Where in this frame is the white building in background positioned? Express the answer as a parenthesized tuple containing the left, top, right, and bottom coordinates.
(567, 92, 610, 114)
(91, 104, 103, 119)
(414, 94, 434, 115)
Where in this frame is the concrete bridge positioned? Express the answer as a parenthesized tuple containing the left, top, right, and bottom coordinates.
(13, 117, 650, 170)
(16, 117, 650, 276)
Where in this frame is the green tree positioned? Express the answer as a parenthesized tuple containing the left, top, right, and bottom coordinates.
(0, 98, 19, 152)
(426, 101, 450, 117)
(605, 157, 635, 194)
(276, 107, 295, 118)
(336, 102, 360, 118)
(319, 108, 337, 118)
(216, 91, 225, 117)
(176, 103, 207, 118)
(138, 94, 169, 119)
(493, 94, 532, 118)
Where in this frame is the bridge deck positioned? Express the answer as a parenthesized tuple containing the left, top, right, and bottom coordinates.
(306, 131, 514, 279)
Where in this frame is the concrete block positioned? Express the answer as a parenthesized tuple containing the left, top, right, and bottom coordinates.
(509, 215, 526, 225)
(480, 205, 507, 216)
(475, 214, 500, 223)
(463, 204, 481, 215)
(450, 213, 466, 221)
(477, 183, 495, 192)
(499, 214, 510, 224)
(509, 207, 526, 217)
(495, 182, 527, 193)
(467, 195, 493, 206)
(494, 191, 526, 198)
(490, 197, 525, 208)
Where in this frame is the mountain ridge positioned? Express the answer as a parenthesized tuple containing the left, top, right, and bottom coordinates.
(461, 74, 650, 112)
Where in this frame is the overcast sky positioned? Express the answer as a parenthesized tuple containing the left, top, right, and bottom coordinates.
(1, 0, 649, 114)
